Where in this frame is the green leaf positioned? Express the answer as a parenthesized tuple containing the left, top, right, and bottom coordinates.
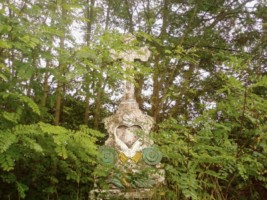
(39, 122, 68, 134)
(0, 130, 17, 153)
(0, 153, 14, 171)
(0, 24, 12, 33)
(204, 170, 226, 180)
(17, 65, 35, 80)
(55, 145, 68, 159)
(0, 40, 12, 48)
(19, 95, 41, 115)
(16, 181, 29, 199)
(0, 73, 8, 81)
(0, 173, 16, 183)
(23, 137, 43, 153)
(2, 111, 20, 123)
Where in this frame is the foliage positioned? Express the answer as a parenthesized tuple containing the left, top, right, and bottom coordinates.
(0, 84, 104, 199)
(0, 0, 266, 199)
(153, 58, 267, 199)
(0, 121, 103, 199)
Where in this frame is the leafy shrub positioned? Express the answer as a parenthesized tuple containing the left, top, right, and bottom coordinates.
(153, 73, 267, 200)
(0, 122, 103, 199)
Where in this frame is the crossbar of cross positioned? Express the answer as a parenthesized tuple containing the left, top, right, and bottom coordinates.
(110, 41, 151, 101)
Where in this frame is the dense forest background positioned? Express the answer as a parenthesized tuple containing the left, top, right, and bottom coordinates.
(0, 0, 266, 199)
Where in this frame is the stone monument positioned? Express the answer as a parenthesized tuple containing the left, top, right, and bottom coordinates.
(90, 35, 165, 199)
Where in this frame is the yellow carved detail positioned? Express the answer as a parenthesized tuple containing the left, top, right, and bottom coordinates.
(121, 177, 131, 188)
(119, 152, 128, 163)
(119, 152, 142, 163)
(131, 151, 142, 163)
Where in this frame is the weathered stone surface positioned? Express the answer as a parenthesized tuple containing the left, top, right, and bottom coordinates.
(90, 188, 156, 199)
(91, 35, 164, 199)
(103, 99, 154, 159)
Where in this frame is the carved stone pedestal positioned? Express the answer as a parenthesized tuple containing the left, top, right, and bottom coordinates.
(90, 188, 154, 199)
(90, 99, 165, 199)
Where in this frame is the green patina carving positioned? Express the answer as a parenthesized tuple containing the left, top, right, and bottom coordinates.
(110, 171, 156, 189)
(98, 146, 118, 166)
(142, 147, 162, 165)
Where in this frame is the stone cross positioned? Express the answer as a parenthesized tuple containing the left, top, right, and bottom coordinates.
(90, 35, 164, 199)
(110, 36, 151, 101)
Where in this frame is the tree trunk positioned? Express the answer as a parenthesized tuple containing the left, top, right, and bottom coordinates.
(93, 78, 105, 129)
(124, 0, 134, 33)
(83, 0, 95, 125)
(135, 75, 144, 109)
(170, 64, 194, 118)
(151, 55, 162, 122)
(160, 0, 169, 38)
(83, 95, 90, 125)
(93, 87, 101, 129)
(54, 4, 66, 126)
(27, 50, 38, 97)
(105, 0, 111, 30)
(40, 51, 51, 108)
(151, 0, 170, 122)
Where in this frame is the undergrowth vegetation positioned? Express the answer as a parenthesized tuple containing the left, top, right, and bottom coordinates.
(154, 70, 267, 199)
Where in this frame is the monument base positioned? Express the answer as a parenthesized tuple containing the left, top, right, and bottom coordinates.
(89, 188, 156, 199)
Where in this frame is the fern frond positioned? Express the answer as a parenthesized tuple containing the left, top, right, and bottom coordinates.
(39, 122, 68, 135)
(16, 181, 29, 199)
(0, 130, 17, 153)
(0, 153, 14, 171)
(0, 92, 40, 115)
